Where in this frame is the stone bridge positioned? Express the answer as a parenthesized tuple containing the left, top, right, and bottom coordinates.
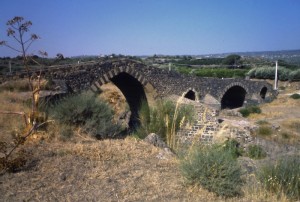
(0, 58, 277, 129)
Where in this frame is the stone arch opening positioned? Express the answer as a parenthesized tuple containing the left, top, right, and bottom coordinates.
(110, 72, 148, 129)
(260, 87, 268, 99)
(184, 90, 196, 101)
(221, 86, 247, 109)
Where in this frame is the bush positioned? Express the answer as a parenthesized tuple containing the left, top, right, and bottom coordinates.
(247, 66, 292, 81)
(289, 69, 300, 81)
(256, 120, 269, 125)
(180, 145, 243, 197)
(194, 68, 248, 78)
(258, 155, 300, 200)
(247, 144, 266, 159)
(223, 139, 243, 158)
(257, 125, 272, 136)
(135, 100, 194, 145)
(49, 92, 121, 139)
(290, 93, 300, 99)
(239, 105, 262, 117)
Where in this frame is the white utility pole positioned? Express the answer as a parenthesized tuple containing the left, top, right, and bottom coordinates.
(168, 62, 171, 71)
(274, 60, 278, 90)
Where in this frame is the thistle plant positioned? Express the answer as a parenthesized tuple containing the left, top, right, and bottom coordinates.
(0, 16, 49, 171)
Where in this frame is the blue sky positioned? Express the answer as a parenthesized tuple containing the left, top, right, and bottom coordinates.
(1, 0, 300, 57)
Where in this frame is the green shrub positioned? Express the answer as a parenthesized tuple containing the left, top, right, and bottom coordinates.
(223, 139, 243, 158)
(280, 132, 291, 139)
(247, 144, 266, 159)
(49, 92, 121, 139)
(247, 66, 292, 81)
(135, 100, 194, 143)
(290, 93, 300, 99)
(258, 155, 300, 200)
(257, 125, 272, 136)
(239, 108, 250, 117)
(180, 145, 243, 197)
(194, 68, 248, 78)
(239, 105, 262, 117)
(289, 69, 300, 81)
(256, 120, 269, 125)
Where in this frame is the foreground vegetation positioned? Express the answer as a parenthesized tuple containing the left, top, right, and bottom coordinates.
(0, 79, 299, 200)
(180, 142, 243, 198)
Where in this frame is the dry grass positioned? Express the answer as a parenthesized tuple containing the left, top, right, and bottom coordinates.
(248, 91, 300, 144)
(98, 82, 129, 121)
(1, 80, 298, 201)
(1, 134, 288, 201)
(0, 91, 31, 144)
(0, 136, 222, 201)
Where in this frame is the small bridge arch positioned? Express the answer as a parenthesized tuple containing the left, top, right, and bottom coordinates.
(89, 65, 157, 128)
(260, 86, 268, 99)
(183, 88, 199, 101)
(220, 82, 249, 109)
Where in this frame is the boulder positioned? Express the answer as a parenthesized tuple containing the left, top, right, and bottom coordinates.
(144, 133, 168, 148)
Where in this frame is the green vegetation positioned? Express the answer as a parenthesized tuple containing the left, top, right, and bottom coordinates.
(255, 120, 269, 125)
(49, 92, 121, 139)
(258, 155, 300, 200)
(290, 93, 300, 99)
(247, 144, 266, 159)
(257, 125, 273, 136)
(174, 57, 223, 66)
(176, 67, 248, 78)
(238, 105, 262, 117)
(134, 100, 194, 148)
(180, 144, 243, 197)
(223, 139, 243, 158)
(247, 66, 300, 81)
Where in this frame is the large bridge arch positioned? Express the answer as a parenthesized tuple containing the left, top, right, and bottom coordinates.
(220, 82, 248, 109)
(88, 66, 157, 128)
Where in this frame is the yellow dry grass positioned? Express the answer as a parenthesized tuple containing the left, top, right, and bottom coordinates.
(1, 80, 297, 201)
(98, 82, 129, 121)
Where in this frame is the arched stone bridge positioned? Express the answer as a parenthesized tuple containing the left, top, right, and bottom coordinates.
(1, 58, 277, 122)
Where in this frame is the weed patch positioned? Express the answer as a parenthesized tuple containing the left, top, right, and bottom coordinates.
(49, 91, 121, 139)
(247, 144, 266, 159)
(257, 125, 272, 136)
(134, 99, 194, 149)
(239, 105, 261, 117)
(180, 144, 243, 198)
(258, 155, 300, 200)
(290, 93, 300, 99)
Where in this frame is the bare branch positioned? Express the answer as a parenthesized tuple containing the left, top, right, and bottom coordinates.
(25, 40, 35, 52)
(1, 43, 22, 53)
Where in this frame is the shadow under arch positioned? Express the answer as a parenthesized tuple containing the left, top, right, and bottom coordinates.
(260, 86, 268, 99)
(184, 90, 196, 101)
(221, 85, 247, 109)
(109, 72, 148, 129)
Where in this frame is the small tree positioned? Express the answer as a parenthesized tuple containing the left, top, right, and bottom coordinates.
(0, 16, 49, 169)
(56, 53, 64, 60)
